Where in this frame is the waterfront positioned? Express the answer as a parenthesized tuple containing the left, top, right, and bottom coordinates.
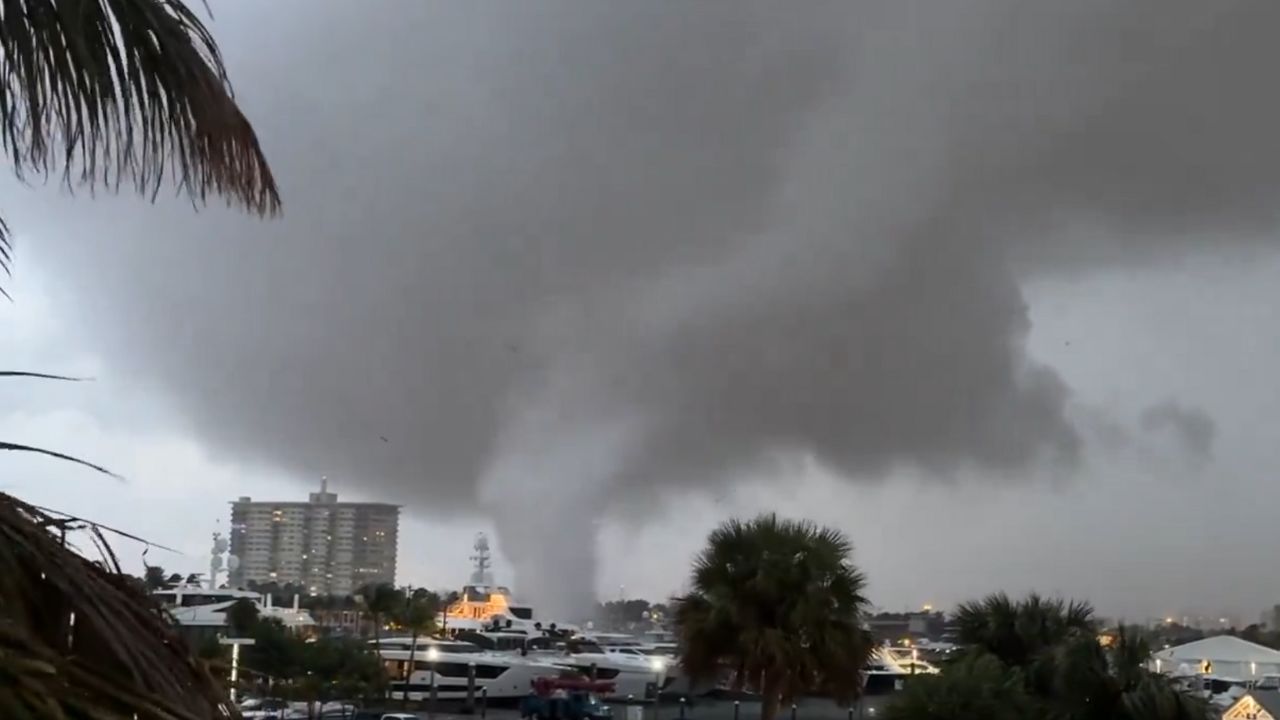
(381, 697, 891, 720)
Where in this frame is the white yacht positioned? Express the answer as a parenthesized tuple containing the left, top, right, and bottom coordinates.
(884, 647, 941, 675)
(372, 637, 563, 701)
(439, 535, 581, 637)
(446, 631, 671, 701)
(862, 648, 925, 695)
(586, 632, 643, 647)
(152, 584, 314, 638)
(524, 636, 670, 700)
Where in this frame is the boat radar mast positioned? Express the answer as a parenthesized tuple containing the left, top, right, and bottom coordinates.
(470, 532, 495, 585)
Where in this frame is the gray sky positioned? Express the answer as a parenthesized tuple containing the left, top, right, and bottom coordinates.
(2, 0, 1280, 623)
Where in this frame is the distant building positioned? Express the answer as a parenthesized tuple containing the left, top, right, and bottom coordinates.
(867, 611, 950, 644)
(1151, 635, 1280, 680)
(228, 479, 400, 596)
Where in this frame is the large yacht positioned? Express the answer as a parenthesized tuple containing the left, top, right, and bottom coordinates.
(524, 635, 670, 700)
(152, 584, 314, 640)
(863, 648, 922, 694)
(883, 646, 941, 676)
(439, 534, 580, 637)
(434, 535, 667, 700)
(372, 637, 563, 701)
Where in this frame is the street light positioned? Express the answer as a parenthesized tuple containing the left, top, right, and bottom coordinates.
(649, 656, 667, 699)
(427, 645, 441, 705)
(219, 637, 256, 704)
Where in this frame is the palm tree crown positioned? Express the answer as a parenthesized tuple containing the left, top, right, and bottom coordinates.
(908, 593, 1208, 720)
(0, 0, 280, 294)
(953, 592, 1095, 669)
(674, 513, 872, 720)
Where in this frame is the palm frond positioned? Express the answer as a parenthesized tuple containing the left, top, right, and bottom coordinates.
(0, 370, 89, 380)
(0, 0, 280, 294)
(0, 221, 10, 300)
(31, 503, 178, 552)
(0, 440, 120, 478)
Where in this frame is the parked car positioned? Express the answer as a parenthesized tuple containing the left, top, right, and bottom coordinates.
(352, 711, 420, 720)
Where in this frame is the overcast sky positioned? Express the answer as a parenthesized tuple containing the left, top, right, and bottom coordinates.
(3, 0, 1280, 624)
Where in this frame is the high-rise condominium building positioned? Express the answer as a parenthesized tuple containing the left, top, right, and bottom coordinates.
(228, 479, 400, 596)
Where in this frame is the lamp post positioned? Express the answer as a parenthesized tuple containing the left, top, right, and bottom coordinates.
(649, 656, 667, 701)
(219, 637, 256, 704)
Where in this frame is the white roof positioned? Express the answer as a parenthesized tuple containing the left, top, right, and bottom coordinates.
(1154, 636, 1280, 664)
(168, 600, 314, 628)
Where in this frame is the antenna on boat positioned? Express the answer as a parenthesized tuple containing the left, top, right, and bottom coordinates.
(470, 532, 494, 585)
(209, 530, 228, 590)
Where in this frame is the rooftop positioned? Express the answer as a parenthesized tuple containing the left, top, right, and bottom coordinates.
(232, 478, 400, 508)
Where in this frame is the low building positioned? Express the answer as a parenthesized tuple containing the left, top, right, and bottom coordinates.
(867, 611, 950, 644)
(1152, 636, 1280, 680)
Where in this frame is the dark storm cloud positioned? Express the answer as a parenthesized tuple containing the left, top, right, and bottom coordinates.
(14, 0, 1280, 614)
(1142, 401, 1217, 461)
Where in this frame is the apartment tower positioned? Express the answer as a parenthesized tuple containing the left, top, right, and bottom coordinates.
(228, 479, 400, 596)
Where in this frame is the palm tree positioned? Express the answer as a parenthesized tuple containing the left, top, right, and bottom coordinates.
(928, 593, 1207, 720)
(438, 589, 461, 635)
(359, 582, 404, 646)
(674, 514, 874, 720)
(1043, 627, 1206, 720)
(0, 2, 278, 717)
(142, 565, 168, 591)
(226, 597, 261, 637)
(396, 592, 439, 707)
(883, 652, 1036, 720)
(953, 592, 1095, 673)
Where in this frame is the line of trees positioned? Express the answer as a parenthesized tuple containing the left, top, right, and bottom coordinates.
(197, 583, 448, 711)
(199, 599, 385, 712)
(672, 513, 1207, 720)
(884, 594, 1206, 720)
(15, 498, 1217, 720)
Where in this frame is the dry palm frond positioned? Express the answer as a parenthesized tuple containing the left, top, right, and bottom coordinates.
(0, 492, 237, 719)
(1, 439, 121, 477)
(0, 220, 10, 300)
(0, 371, 89, 380)
(0, 0, 280, 293)
(1, 371, 121, 478)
